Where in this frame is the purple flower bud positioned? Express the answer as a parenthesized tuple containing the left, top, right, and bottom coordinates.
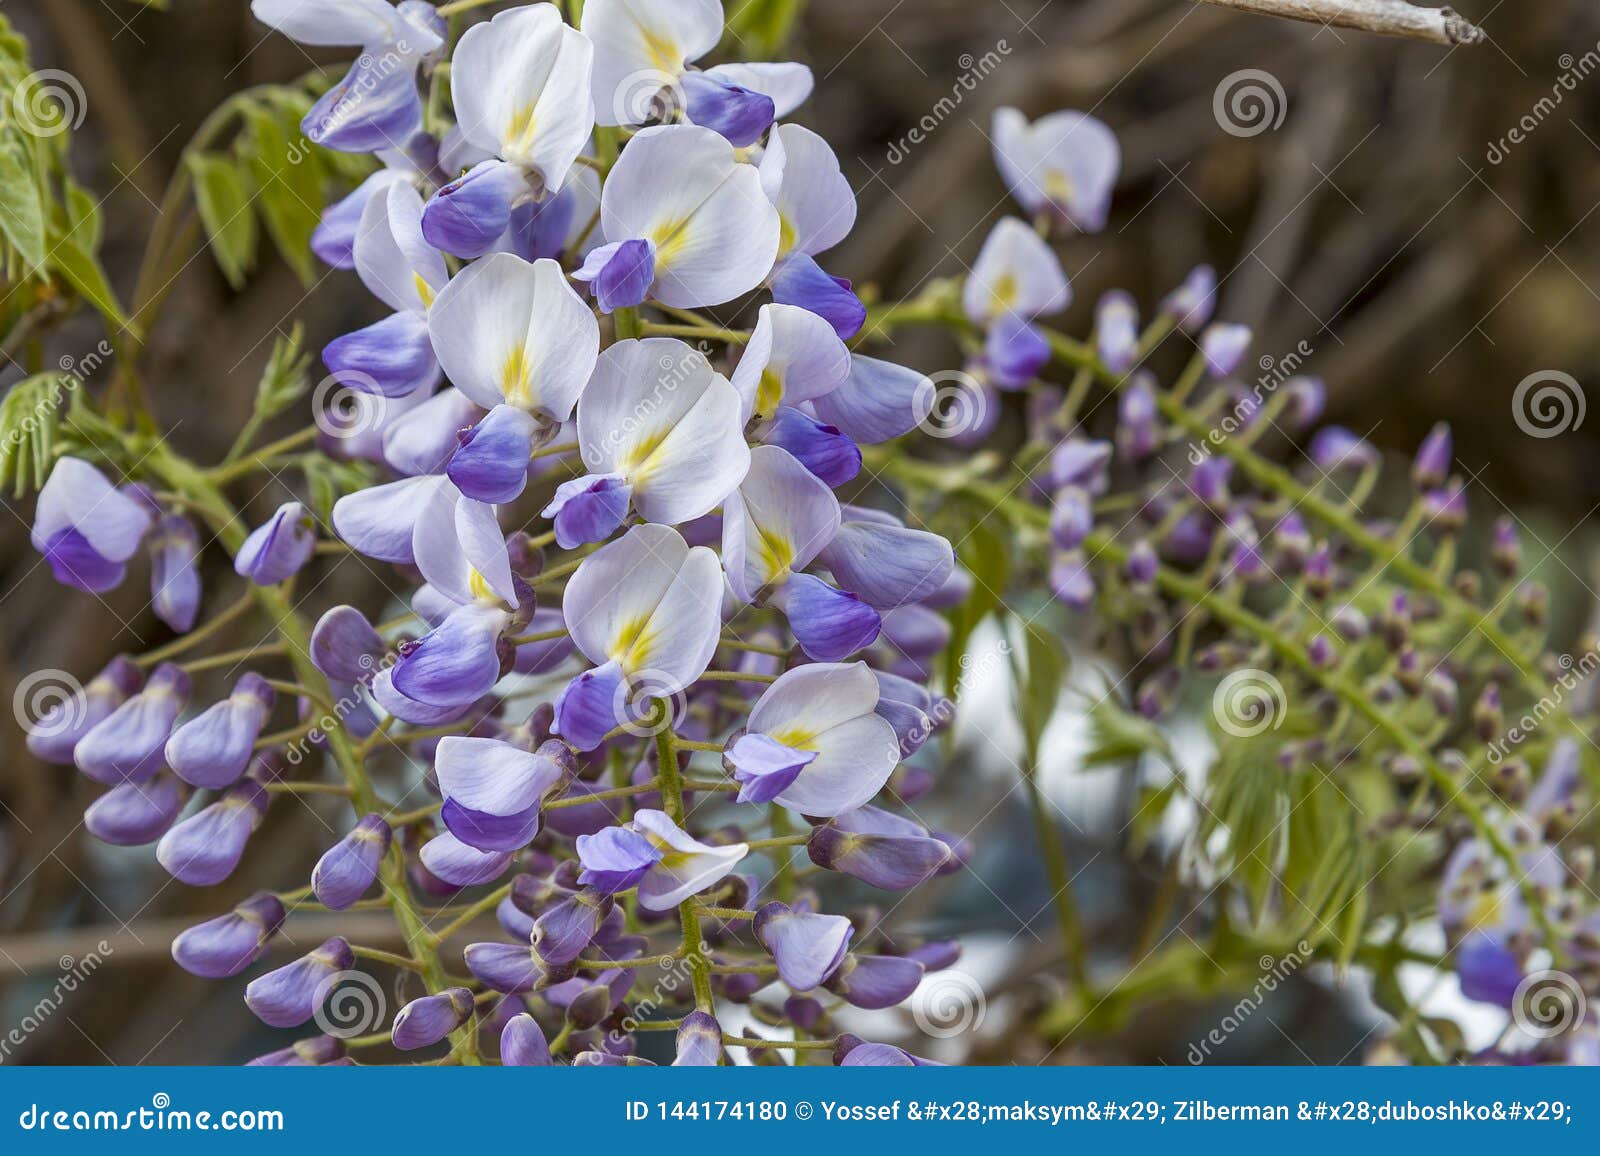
(419, 831, 512, 886)
(1049, 551, 1096, 611)
(681, 71, 775, 147)
(573, 1051, 656, 1066)
(838, 1039, 943, 1066)
(1412, 422, 1453, 489)
(755, 901, 853, 991)
(1423, 481, 1467, 534)
(1163, 511, 1216, 565)
(391, 987, 474, 1050)
(1304, 543, 1333, 597)
(1492, 517, 1521, 576)
(156, 779, 269, 885)
(1307, 634, 1336, 669)
(500, 1013, 553, 1065)
(1050, 438, 1112, 494)
(447, 404, 539, 505)
(576, 825, 662, 893)
(573, 238, 657, 314)
(312, 814, 392, 910)
(672, 1010, 724, 1066)
(311, 605, 387, 682)
(171, 892, 285, 978)
(1427, 670, 1459, 718)
(984, 314, 1051, 389)
(422, 159, 528, 258)
(542, 473, 632, 550)
(30, 457, 154, 592)
(464, 942, 542, 993)
(825, 953, 925, 1009)
(1307, 426, 1377, 472)
(1050, 486, 1093, 550)
(1160, 265, 1216, 332)
(780, 573, 882, 663)
(235, 501, 315, 585)
(1095, 290, 1139, 374)
(84, 772, 186, 846)
(1189, 456, 1233, 508)
(149, 515, 201, 633)
(164, 673, 275, 789)
(1284, 377, 1325, 428)
(1474, 683, 1503, 743)
(74, 663, 190, 784)
(533, 890, 614, 968)
(246, 1035, 345, 1066)
(1200, 323, 1251, 378)
(564, 984, 613, 1030)
(245, 937, 354, 1028)
(1125, 540, 1158, 588)
(769, 253, 866, 340)
(808, 810, 952, 890)
(1116, 375, 1159, 461)
(26, 655, 142, 765)
(763, 406, 862, 488)
(1275, 513, 1311, 568)
(906, 940, 961, 971)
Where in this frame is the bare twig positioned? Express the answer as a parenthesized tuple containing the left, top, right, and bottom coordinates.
(1195, 0, 1485, 45)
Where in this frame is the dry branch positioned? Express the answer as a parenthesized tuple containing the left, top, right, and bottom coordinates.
(1195, 0, 1484, 45)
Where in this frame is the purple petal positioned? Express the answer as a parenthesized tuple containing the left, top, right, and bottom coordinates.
(727, 733, 815, 804)
(422, 159, 526, 258)
(84, 773, 186, 846)
(312, 814, 392, 909)
(769, 253, 864, 339)
(576, 824, 662, 893)
(779, 572, 880, 662)
(302, 55, 422, 154)
(763, 406, 860, 487)
(446, 404, 538, 504)
(234, 501, 315, 585)
(681, 72, 775, 148)
(323, 310, 441, 398)
(541, 473, 632, 550)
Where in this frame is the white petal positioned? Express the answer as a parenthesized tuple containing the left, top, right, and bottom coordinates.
(600, 125, 779, 307)
(991, 106, 1041, 213)
(638, 843, 748, 911)
(722, 444, 839, 601)
(451, 4, 594, 189)
(771, 712, 899, 816)
(435, 736, 562, 816)
(629, 545, 724, 686)
(561, 523, 690, 666)
(33, 457, 150, 562)
(728, 303, 851, 423)
(331, 474, 438, 564)
(355, 180, 446, 314)
(583, 0, 723, 126)
(760, 124, 855, 260)
(962, 216, 1070, 325)
(748, 662, 881, 740)
(251, 0, 406, 47)
(427, 253, 598, 420)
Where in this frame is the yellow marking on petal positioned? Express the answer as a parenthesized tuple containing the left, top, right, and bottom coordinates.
(468, 567, 497, 604)
(414, 273, 436, 310)
(1043, 168, 1075, 209)
(776, 213, 797, 260)
(987, 271, 1018, 318)
(1465, 888, 1507, 932)
(754, 368, 785, 420)
(616, 421, 674, 480)
(640, 27, 681, 74)
(648, 215, 694, 269)
(755, 524, 794, 584)
(764, 725, 818, 753)
(612, 613, 658, 668)
(500, 344, 535, 406)
(505, 102, 539, 157)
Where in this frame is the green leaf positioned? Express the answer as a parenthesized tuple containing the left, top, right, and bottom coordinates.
(0, 139, 45, 269)
(1012, 620, 1068, 762)
(187, 153, 256, 289)
(942, 516, 1009, 693)
(1084, 695, 1174, 768)
(49, 229, 138, 337)
(0, 373, 65, 496)
(240, 103, 321, 284)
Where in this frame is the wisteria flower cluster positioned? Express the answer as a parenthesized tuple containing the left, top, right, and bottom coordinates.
(21, 0, 982, 1067)
(14, 0, 1597, 1069)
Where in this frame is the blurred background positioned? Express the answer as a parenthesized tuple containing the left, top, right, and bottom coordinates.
(2, 0, 1598, 1063)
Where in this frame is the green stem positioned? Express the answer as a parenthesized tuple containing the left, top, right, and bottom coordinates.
(653, 707, 716, 1013)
